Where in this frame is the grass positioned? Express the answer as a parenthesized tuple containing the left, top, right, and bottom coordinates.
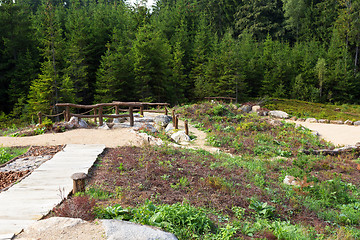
(0, 147, 28, 165)
(263, 98, 360, 121)
(53, 101, 360, 239)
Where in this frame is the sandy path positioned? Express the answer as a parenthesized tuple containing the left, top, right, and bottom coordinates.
(291, 121, 360, 146)
(0, 128, 144, 148)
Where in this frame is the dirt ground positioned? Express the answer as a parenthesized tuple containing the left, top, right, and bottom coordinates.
(290, 121, 360, 146)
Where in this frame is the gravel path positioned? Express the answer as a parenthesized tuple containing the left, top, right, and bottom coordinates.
(291, 121, 360, 146)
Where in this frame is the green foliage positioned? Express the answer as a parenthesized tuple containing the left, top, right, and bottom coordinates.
(0, 147, 28, 165)
(249, 199, 276, 219)
(96, 201, 216, 239)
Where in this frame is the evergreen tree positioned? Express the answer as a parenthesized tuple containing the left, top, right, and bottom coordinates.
(132, 25, 173, 102)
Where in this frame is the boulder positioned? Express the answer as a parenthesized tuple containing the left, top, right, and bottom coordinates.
(344, 120, 353, 125)
(283, 175, 299, 186)
(268, 119, 284, 127)
(330, 120, 344, 124)
(113, 118, 126, 124)
(154, 115, 172, 128)
(134, 117, 154, 123)
(98, 123, 110, 130)
(79, 119, 88, 128)
(240, 105, 252, 113)
(268, 110, 289, 119)
(139, 123, 158, 134)
(101, 219, 178, 240)
(305, 118, 317, 123)
(68, 116, 80, 128)
(354, 121, 360, 126)
(165, 124, 174, 133)
(251, 105, 261, 113)
(257, 110, 268, 116)
(171, 131, 191, 143)
(318, 119, 329, 124)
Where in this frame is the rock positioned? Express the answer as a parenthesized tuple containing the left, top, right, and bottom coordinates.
(22, 217, 85, 234)
(283, 175, 299, 186)
(138, 123, 158, 134)
(344, 120, 353, 125)
(113, 118, 126, 124)
(98, 123, 110, 130)
(297, 118, 306, 122)
(165, 124, 174, 133)
(154, 115, 172, 128)
(354, 121, 360, 126)
(79, 119, 88, 128)
(137, 132, 164, 146)
(305, 118, 317, 123)
(268, 119, 284, 127)
(240, 105, 252, 113)
(68, 116, 80, 128)
(171, 131, 191, 143)
(318, 119, 329, 124)
(268, 110, 289, 119)
(257, 110, 268, 116)
(330, 120, 344, 124)
(101, 219, 178, 240)
(134, 117, 154, 123)
(289, 116, 297, 121)
(251, 105, 261, 113)
(311, 131, 320, 137)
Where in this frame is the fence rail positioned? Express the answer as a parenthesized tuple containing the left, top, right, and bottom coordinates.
(36, 102, 170, 126)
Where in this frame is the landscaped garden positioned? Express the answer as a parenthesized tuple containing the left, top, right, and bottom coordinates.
(50, 102, 360, 239)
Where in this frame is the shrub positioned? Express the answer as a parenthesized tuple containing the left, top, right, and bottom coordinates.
(53, 195, 96, 221)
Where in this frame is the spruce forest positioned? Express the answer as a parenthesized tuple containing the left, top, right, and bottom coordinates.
(1, 0, 360, 120)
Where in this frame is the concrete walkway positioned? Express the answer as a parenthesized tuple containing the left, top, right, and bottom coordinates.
(0, 144, 105, 240)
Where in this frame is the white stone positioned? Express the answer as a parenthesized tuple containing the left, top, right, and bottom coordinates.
(305, 118, 318, 123)
(98, 123, 110, 130)
(251, 105, 261, 112)
(101, 219, 178, 240)
(165, 124, 174, 133)
(268, 110, 289, 119)
(283, 175, 298, 186)
(354, 121, 360, 126)
(154, 115, 172, 128)
(171, 131, 191, 143)
(78, 119, 88, 128)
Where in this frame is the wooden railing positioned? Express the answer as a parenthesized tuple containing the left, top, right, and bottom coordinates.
(112, 101, 169, 116)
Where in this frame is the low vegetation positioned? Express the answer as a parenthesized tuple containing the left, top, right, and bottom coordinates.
(263, 98, 360, 121)
(0, 147, 28, 165)
(51, 102, 360, 239)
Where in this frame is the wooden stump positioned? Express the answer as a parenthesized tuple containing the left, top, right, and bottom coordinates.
(71, 172, 87, 194)
(185, 120, 189, 136)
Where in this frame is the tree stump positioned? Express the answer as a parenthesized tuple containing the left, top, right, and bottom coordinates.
(71, 172, 87, 194)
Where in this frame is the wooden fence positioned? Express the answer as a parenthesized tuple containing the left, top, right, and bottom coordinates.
(37, 102, 169, 126)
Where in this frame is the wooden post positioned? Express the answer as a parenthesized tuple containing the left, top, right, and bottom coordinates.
(175, 115, 179, 129)
(129, 106, 134, 126)
(71, 172, 87, 194)
(172, 109, 175, 127)
(165, 107, 168, 115)
(94, 108, 97, 124)
(99, 106, 103, 126)
(140, 105, 144, 116)
(185, 120, 189, 136)
(65, 106, 70, 121)
(38, 112, 42, 125)
(115, 105, 119, 115)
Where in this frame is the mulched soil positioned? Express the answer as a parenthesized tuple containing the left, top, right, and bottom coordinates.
(53, 146, 333, 238)
(0, 145, 64, 191)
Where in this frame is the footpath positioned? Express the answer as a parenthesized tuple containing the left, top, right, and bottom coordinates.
(0, 144, 105, 240)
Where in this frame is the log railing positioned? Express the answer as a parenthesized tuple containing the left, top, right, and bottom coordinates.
(112, 101, 169, 116)
(55, 102, 140, 126)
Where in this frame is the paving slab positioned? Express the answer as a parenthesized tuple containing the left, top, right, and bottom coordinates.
(0, 144, 105, 240)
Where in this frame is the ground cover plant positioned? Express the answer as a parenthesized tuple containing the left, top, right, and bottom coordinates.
(0, 147, 28, 165)
(263, 98, 360, 121)
(53, 102, 360, 239)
